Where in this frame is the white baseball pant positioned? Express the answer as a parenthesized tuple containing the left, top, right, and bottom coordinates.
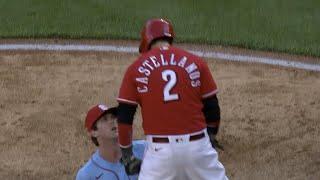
(139, 129, 228, 180)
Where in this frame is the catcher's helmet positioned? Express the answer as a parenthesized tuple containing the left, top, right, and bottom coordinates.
(139, 18, 174, 53)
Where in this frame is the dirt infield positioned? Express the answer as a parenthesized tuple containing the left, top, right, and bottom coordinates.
(0, 43, 320, 180)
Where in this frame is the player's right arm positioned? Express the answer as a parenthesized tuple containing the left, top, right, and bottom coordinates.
(117, 65, 139, 148)
(117, 102, 137, 147)
(117, 65, 142, 175)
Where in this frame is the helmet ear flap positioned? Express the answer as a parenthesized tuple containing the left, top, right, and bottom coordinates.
(139, 18, 175, 54)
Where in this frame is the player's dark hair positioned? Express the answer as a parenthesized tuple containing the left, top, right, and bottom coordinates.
(148, 37, 173, 50)
(91, 122, 99, 146)
(90, 111, 118, 147)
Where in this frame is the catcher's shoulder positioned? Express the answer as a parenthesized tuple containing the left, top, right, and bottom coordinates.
(133, 139, 147, 147)
(76, 163, 91, 180)
(132, 139, 147, 158)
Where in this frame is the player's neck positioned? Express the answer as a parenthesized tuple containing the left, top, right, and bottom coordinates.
(98, 140, 121, 163)
(151, 41, 170, 49)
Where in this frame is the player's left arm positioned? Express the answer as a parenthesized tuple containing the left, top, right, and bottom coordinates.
(199, 60, 220, 133)
(199, 60, 224, 150)
(202, 95, 220, 135)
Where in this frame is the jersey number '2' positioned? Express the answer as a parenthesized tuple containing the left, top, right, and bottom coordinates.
(162, 70, 179, 102)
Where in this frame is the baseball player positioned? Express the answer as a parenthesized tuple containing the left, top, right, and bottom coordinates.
(76, 104, 146, 180)
(117, 18, 228, 180)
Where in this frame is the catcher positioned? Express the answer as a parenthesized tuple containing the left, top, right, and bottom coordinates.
(76, 104, 146, 180)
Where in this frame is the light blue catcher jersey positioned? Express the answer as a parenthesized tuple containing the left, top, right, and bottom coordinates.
(76, 140, 146, 180)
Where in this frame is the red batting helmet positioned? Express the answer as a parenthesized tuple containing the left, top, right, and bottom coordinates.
(85, 104, 117, 132)
(139, 18, 175, 53)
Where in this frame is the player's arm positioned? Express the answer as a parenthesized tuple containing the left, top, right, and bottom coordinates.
(117, 65, 139, 148)
(117, 102, 142, 175)
(199, 59, 224, 149)
(117, 102, 137, 148)
(202, 95, 220, 136)
(117, 66, 141, 175)
(199, 60, 220, 134)
(202, 88, 224, 150)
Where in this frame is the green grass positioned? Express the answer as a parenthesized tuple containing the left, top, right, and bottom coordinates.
(0, 0, 319, 57)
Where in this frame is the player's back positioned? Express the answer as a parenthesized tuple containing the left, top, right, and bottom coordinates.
(119, 46, 218, 135)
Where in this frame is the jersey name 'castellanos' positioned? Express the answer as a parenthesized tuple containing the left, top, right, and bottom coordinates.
(136, 47, 201, 93)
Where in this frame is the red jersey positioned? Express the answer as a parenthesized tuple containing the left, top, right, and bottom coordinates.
(118, 46, 218, 135)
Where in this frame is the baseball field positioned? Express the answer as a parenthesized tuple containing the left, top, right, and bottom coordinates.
(1, 40, 319, 179)
(0, 0, 320, 180)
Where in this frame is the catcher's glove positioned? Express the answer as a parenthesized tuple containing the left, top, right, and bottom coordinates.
(120, 146, 142, 175)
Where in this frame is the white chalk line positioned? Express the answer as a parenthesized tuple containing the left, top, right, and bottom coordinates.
(0, 43, 319, 72)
